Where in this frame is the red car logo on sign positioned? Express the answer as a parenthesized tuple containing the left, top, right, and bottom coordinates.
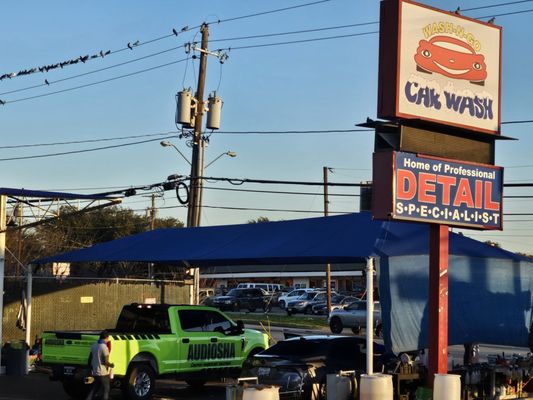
(414, 35, 487, 84)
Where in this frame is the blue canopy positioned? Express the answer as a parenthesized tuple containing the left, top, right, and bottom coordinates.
(33, 212, 532, 352)
(33, 212, 523, 265)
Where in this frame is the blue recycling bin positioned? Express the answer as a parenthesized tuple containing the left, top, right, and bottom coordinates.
(4, 341, 28, 376)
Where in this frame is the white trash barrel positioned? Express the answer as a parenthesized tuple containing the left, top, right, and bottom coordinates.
(242, 385, 280, 400)
(360, 374, 393, 400)
(433, 374, 461, 400)
(327, 373, 356, 400)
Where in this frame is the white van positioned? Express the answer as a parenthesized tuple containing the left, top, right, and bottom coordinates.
(236, 282, 284, 293)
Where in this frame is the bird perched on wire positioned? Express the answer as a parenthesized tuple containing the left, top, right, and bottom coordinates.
(172, 28, 178, 36)
(0, 100, 6, 105)
(127, 40, 140, 50)
(45, 79, 50, 85)
(488, 17, 496, 24)
(454, 6, 461, 15)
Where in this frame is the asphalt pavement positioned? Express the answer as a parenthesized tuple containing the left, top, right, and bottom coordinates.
(0, 370, 228, 400)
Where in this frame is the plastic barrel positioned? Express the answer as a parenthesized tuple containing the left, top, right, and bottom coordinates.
(433, 374, 461, 400)
(242, 385, 280, 400)
(327, 373, 355, 400)
(360, 374, 393, 400)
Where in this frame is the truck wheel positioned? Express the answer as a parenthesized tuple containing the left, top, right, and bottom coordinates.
(351, 326, 361, 335)
(123, 364, 155, 400)
(61, 379, 90, 400)
(278, 300, 285, 309)
(185, 378, 207, 388)
(329, 317, 343, 334)
(305, 305, 313, 315)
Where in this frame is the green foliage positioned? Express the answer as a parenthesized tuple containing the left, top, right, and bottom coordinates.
(6, 206, 183, 277)
(247, 216, 271, 224)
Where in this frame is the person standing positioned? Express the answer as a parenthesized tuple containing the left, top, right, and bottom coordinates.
(86, 331, 114, 400)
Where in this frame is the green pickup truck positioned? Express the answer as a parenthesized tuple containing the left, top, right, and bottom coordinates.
(40, 303, 269, 400)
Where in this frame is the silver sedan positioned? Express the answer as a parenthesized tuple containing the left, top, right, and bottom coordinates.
(328, 300, 382, 335)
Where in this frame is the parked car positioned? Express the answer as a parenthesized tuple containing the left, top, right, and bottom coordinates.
(277, 288, 317, 309)
(242, 335, 387, 400)
(211, 288, 269, 312)
(311, 294, 356, 315)
(286, 291, 327, 315)
(328, 300, 382, 335)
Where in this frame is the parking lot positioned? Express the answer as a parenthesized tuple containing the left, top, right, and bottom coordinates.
(0, 371, 228, 400)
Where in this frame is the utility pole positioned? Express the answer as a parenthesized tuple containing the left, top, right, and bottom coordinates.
(323, 167, 332, 314)
(188, 23, 209, 228)
(185, 23, 210, 305)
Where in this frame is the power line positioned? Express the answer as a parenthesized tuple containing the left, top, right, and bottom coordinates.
(0, 137, 165, 162)
(476, 7, 533, 18)
(0, 129, 369, 150)
(2, 32, 377, 105)
(203, 186, 360, 197)
(1, 0, 331, 82)
(0, 131, 177, 150)
(0, 45, 186, 96)
(462, 0, 533, 11)
(5, 58, 188, 105)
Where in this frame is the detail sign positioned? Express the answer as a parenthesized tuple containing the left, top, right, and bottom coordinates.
(373, 151, 503, 229)
(378, 0, 502, 134)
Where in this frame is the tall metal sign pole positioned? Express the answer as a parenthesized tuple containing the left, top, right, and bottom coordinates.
(372, 0, 504, 387)
(0, 195, 6, 373)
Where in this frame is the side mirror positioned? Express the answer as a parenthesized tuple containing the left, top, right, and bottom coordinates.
(236, 320, 245, 334)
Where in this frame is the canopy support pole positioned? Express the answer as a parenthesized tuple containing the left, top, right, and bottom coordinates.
(25, 265, 33, 347)
(366, 257, 375, 375)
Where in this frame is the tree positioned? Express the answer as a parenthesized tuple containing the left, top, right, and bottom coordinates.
(247, 216, 271, 224)
(5, 206, 184, 277)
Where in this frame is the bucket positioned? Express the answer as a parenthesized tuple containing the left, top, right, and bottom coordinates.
(327, 373, 356, 400)
(242, 385, 280, 400)
(433, 374, 461, 400)
(360, 374, 393, 400)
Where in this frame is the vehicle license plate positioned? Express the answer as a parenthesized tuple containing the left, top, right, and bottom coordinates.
(63, 365, 76, 376)
(258, 367, 271, 376)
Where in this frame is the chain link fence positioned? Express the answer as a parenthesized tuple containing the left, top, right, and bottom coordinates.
(2, 276, 191, 344)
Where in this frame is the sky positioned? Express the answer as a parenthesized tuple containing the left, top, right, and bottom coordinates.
(1, 0, 533, 254)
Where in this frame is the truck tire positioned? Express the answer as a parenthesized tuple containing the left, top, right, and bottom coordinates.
(305, 305, 313, 315)
(329, 317, 343, 334)
(123, 364, 155, 400)
(351, 326, 361, 335)
(278, 300, 285, 309)
(61, 379, 90, 400)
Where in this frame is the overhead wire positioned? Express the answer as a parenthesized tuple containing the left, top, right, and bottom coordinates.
(1, 0, 331, 82)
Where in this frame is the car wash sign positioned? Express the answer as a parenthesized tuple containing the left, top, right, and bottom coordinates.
(378, 0, 501, 134)
(373, 151, 503, 229)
